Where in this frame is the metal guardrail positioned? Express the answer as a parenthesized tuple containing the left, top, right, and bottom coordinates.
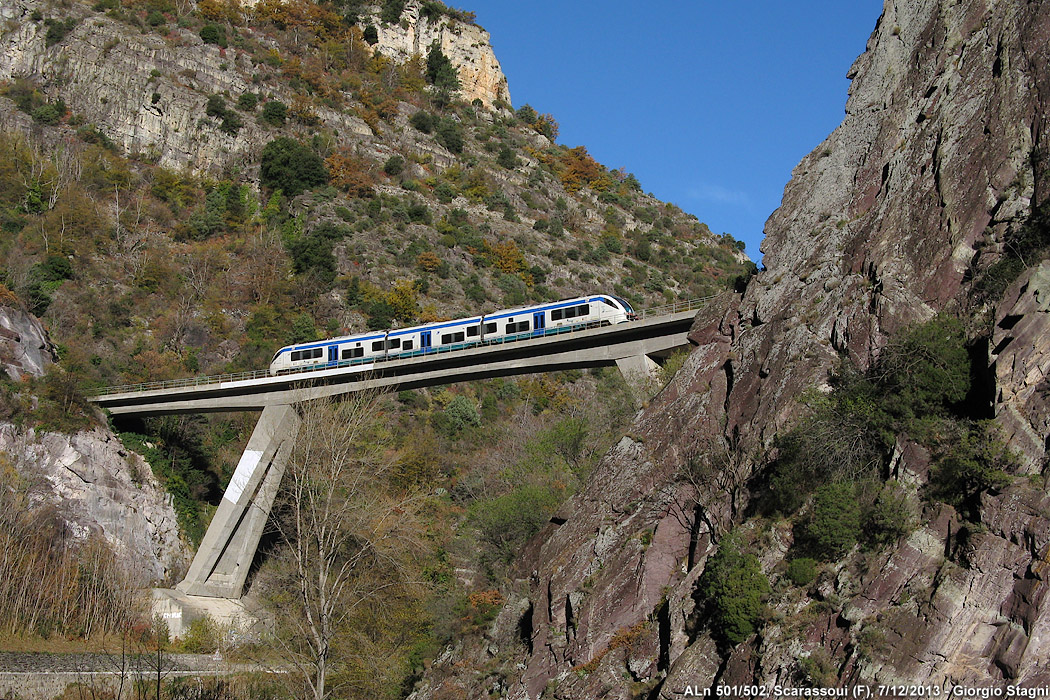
(91, 296, 713, 397)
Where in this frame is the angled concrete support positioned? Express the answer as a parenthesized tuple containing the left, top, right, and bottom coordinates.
(176, 404, 300, 598)
(616, 353, 661, 396)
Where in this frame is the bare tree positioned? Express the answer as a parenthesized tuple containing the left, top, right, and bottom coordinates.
(264, 392, 426, 700)
(667, 438, 752, 570)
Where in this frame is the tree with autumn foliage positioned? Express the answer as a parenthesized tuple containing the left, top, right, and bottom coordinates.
(325, 149, 377, 198)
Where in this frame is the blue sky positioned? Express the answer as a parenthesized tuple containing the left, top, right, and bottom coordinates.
(464, 2, 886, 265)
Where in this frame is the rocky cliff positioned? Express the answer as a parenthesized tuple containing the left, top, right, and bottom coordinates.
(410, 0, 1050, 697)
(0, 0, 508, 174)
(0, 305, 186, 582)
(0, 423, 188, 582)
(370, 1, 510, 108)
(0, 303, 56, 379)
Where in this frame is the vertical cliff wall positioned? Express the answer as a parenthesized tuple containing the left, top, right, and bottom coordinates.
(410, 0, 1050, 697)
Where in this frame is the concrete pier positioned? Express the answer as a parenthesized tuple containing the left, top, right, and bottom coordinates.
(176, 404, 300, 598)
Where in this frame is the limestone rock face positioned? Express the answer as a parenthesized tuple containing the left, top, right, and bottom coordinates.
(412, 0, 1050, 696)
(370, 0, 510, 108)
(0, 423, 188, 582)
(0, 305, 57, 379)
(0, 0, 507, 174)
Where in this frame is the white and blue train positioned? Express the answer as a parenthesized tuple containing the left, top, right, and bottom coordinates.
(268, 293, 637, 375)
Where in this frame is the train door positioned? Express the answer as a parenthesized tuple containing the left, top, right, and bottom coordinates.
(421, 330, 432, 352)
(533, 311, 546, 336)
(328, 345, 337, 365)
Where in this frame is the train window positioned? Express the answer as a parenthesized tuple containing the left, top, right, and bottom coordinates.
(387, 338, 401, 349)
(578, 304, 589, 316)
(484, 322, 497, 334)
(441, 332, 465, 344)
(506, 321, 531, 333)
(551, 308, 563, 321)
(403, 340, 413, 350)
(372, 341, 385, 351)
(291, 351, 301, 361)
(600, 297, 617, 308)
(466, 325, 479, 337)
(341, 347, 364, 360)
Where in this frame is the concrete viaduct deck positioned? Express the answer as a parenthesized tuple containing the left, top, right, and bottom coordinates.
(92, 307, 699, 416)
(88, 301, 703, 611)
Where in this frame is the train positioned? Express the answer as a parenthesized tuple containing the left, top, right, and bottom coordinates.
(268, 293, 638, 375)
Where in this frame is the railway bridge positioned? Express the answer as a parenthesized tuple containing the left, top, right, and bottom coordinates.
(89, 299, 705, 613)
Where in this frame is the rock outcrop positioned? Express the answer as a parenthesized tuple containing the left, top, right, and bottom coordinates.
(411, 0, 1050, 697)
(0, 0, 508, 174)
(370, 0, 510, 108)
(0, 304, 56, 379)
(0, 423, 188, 582)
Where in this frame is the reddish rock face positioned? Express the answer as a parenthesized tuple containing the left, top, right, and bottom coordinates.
(411, 1, 1050, 697)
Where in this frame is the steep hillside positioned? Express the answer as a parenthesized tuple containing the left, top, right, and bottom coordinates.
(0, 0, 750, 387)
(409, 0, 1050, 697)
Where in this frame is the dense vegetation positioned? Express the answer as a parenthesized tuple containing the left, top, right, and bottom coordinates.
(689, 314, 1021, 650)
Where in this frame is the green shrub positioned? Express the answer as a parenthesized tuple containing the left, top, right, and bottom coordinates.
(425, 42, 459, 92)
(259, 137, 328, 196)
(928, 421, 1014, 516)
(879, 315, 971, 419)
(864, 482, 914, 546)
(768, 369, 890, 513)
(496, 146, 518, 169)
(380, 0, 406, 24)
(409, 110, 434, 133)
(406, 201, 431, 224)
(515, 104, 537, 124)
(146, 10, 166, 26)
(696, 533, 770, 646)
(435, 118, 464, 153)
(800, 649, 838, 687)
(44, 18, 77, 47)
(176, 616, 220, 653)
(384, 155, 405, 177)
(237, 92, 259, 111)
(259, 100, 288, 127)
(198, 24, 226, 47)
(205, 95, 226, 119)
(365, 299, 395, 330)
(470, 484, 561, 563)
(362, 24, 378, 44)
(443, 395, 480, 434)
(804, 482, 861, 561)
(218, 111, 242, 135)
(497, 274, 526, 305)
(785, 558, 817, 587)
(25, 255, 74, 316)
(434, 181, 455, 203)
(286, 222, 347, 284)
(633, 238, 651, 261)
(31, 103, 62, 125)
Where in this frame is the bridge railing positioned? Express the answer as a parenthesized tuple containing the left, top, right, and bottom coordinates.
(634, 296, 711, 321)
(91, 296, 714, 397)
